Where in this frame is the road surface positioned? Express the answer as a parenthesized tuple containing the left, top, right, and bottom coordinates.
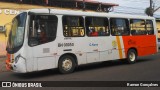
(0, 53, 160, 90)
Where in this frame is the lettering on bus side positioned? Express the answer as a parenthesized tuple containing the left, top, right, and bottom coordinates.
(89, 43, 98, 46)
(128, 39, 136, 45)
(64, 37, 72, 40)
(58, 43, 74, 47)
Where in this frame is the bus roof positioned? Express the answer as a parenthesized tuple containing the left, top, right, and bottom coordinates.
(28, 9, 155, 20)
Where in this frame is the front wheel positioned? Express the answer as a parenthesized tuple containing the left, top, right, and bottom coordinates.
(126, 49, 137, 64)
(58, 55, 76, 74)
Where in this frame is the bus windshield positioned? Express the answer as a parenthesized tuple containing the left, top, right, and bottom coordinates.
(6, 12, 27, 54)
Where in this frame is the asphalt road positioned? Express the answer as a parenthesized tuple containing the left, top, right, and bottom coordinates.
(0, 53, 160, 90)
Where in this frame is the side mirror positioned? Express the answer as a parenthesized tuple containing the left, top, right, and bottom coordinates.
(4, 22, 12, 37)
(0, 26, 7, 37)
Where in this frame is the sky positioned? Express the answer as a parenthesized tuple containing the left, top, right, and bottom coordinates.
(94, 0, 160, 17)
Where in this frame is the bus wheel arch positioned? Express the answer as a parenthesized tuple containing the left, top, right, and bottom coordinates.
(58, 53, 77, 74)
(126, 48, 138, 64)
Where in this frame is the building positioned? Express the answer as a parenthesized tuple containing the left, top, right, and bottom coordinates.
(156, 18, 160, 39)
(0, 2, 57, 56)
(0, 1, 118, 56)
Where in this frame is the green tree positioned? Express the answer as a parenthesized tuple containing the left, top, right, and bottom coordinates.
(145, 7, 154, 16)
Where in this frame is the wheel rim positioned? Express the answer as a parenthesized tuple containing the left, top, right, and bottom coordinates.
(129, 52, 135, 62)
(62, 58, 72, 71)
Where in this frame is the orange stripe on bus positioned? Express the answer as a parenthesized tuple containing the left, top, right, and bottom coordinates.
(116, 36, 123, 59)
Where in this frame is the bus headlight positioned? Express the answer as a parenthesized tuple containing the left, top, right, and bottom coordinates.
(12, 54, 27, 73)
(15, 54, 21, 63)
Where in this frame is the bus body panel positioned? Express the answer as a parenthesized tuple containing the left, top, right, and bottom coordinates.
(56, 36, 121, 65)
(122, 35, 157, 57)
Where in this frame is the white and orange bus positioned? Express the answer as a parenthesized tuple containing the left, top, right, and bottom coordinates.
(6, 9, 158, 74)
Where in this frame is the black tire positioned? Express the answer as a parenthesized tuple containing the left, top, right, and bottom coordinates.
(58, 55, 76, 74)
(127, 49, 137, 64)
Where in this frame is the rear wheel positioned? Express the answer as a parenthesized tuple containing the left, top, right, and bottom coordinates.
(127, 49, 137, 64)
(58, 55, 76, 74)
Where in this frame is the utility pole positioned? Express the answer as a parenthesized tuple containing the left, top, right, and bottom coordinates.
(150, 0, 160, 14)
(150, 0, 154, 15)
(150, 0, 153, 9)
(83, 0, 86, 11)
(145, 0, 160, 16)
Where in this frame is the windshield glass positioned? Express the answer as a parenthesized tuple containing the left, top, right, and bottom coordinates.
(7, 12, 27, 53)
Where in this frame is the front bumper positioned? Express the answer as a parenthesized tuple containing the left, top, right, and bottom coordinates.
(6, 59, 12, 71)
(6, 57, 27, 73)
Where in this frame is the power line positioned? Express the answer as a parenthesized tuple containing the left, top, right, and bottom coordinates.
(117, 6, 145, 10)
(109, 0, 160, 16)
(119, 0, 149, 4)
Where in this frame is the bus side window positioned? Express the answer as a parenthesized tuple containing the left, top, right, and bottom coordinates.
(29, 15, 58, 46)
(85, 17, 109, 37)
(110, 18, 129, 36)
(63, 16, 85, 37)
(146, 20, 154, 35)
(130, 19, 146, 35)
